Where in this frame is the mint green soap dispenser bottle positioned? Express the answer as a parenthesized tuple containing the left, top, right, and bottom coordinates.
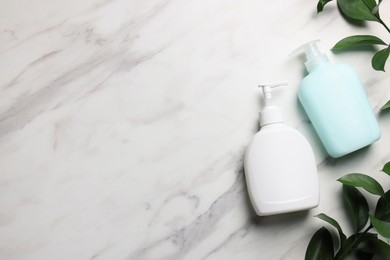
(291, 41, 381, 158)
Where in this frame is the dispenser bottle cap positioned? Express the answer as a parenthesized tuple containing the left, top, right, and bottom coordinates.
(258, 82, 287, 127)
(290, 40, 329, 72)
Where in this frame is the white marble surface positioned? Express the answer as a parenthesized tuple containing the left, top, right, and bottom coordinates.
(1, 0, 390, 259)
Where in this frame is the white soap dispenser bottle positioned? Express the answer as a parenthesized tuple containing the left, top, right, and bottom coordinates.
(244, 83, 319, 216)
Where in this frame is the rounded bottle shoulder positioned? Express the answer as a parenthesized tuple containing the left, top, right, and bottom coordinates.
(249, 124, 311, 148)
(299, 62, 360, 93)
(303, 62, 356, 78)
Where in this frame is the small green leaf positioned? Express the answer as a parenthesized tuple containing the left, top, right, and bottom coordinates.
(372, 47, 390, 71)
(338, 173, 385, 196)
(343, 185, 369, 232)
(375, 0, 384, 14)
(332, 35, 386, 51)
(382, 161, 390, 175)
(305, 227, 334, 260)
(317, 0, 333, 12)
(381, 100, 390, 112)
(337, 0, 379, 22)
(370, 215, 390, 238)
(316, 213, 347, 246)
(372, 2, 380, 17)
(375, 190, 390, 221)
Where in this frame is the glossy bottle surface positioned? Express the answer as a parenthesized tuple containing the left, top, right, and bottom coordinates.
(298, 63, 381, 158)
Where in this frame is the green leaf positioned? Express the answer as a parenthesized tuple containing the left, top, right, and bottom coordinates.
(316, 213, 347, 246)
(361, 0, 377, 10)
(358, 235, 390, 260)
(353, 250, 374, 260)
(338, 173, 385, 196)
(332, 35, 386, 51)
(317, 0, 334, 12)
(372, 47, 390, 71)
(375, 190, 390, 221)
(382, 161, 390, 175)
(381, 100, 390, 112)
(305, 227, 334, 260)
(343, 185, 369, 232)
(337, 0, 379, 22)
(371, 1, 381, 17)
(370, 215, 390, 238)
(335, 233, 376, 259)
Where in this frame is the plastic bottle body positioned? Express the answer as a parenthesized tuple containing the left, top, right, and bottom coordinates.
(298, 63, 381, 158)
(244, 124, 319, 216)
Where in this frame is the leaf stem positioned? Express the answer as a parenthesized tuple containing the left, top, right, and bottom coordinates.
(378, 17, 390, 35)
(362, 224, 373, 234)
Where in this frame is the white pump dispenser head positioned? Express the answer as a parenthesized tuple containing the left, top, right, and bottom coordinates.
(258, 82, 286, 127)
(290, 40, 329, 72)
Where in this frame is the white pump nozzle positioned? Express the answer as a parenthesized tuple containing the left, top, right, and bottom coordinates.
(258, 82, 287, 127)
(259, 82, 287, 106)
(290, 40, 329, 72)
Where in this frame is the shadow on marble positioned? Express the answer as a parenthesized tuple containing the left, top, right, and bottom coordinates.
(325, 145, 372, 168)
(251, 210, 310, 227)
